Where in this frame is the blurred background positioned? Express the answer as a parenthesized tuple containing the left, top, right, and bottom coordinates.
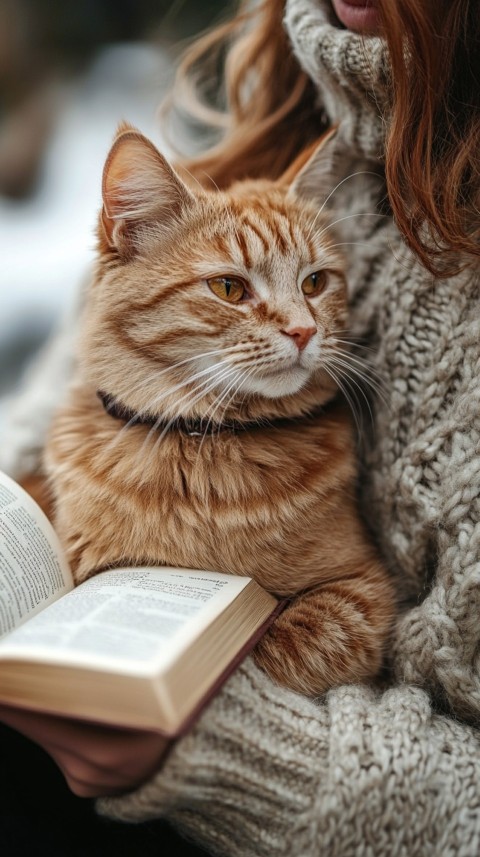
(0, 0, 233, 425)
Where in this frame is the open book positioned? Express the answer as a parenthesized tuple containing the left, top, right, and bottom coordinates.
(0, 470, 280, 735)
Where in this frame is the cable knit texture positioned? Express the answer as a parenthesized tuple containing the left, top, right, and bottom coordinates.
(99, 661, 480, 857)
(2, 1, 479, 853)
(284, 0, 390, 160)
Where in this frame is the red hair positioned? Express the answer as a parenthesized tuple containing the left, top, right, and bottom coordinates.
(380, 0, 480, 275)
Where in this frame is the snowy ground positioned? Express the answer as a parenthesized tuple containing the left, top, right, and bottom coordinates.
(0, 42, 173, 418)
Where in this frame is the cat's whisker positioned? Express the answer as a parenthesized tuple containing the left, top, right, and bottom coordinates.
(200, 372, 241, 433)
(328, 330, 383, 360)
(201, 171, 221, 193)
(212, 363, 257, 428)
(150, 362, 238, 437)
(321, 362, 365, 437)
(324, 357, 374, 425)
(326, 345, 386, 387)
(139, 358, 234, 413)
(324, 350, 381, 399)
(144, 367, 241, 467)
(316, 170, 383, 219)
(179, 164, 208, 193)
(312, 212, 386, 244)
(233, 351, 277, 369)
(131, 344, 246, 401)
(139, 371, 235, 471)
(306, 170, 383, 241)
(143, 362, 242, 462)
(320, 241, 371, 251)
(329, 364, 387, 404)
(123, 344, 245, 398)
(214, 366, 256, 435)
(104, 367, 222, 455)
(324, 344, 394, 426)
(324, 349, 391, 412)
(237, 365, 258, 413)
(329, 335, 377, 355)
(196, 367, 250, 455)
(233, 353, 301, 375)
(104, 353, 243, 454)
(153, 344, 245, 379)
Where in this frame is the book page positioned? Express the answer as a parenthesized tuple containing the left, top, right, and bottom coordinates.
(0, 567, 251, 673)
(0, 471, 73, 637)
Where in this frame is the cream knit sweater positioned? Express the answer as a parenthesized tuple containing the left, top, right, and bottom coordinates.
(2, 1, 479, 854)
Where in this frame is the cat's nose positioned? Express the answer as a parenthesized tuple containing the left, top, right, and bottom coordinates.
(281, 324, 317, 351)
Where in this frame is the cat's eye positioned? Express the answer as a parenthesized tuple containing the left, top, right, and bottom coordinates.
(301, 270, 328, 297)
(207, 276, 246, 303)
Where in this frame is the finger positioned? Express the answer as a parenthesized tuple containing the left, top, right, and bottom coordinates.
(48, 746, 159, 797)
(41, 734, 169, 796)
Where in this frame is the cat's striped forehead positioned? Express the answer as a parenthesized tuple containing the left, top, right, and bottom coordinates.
(185, 191, 338, 292)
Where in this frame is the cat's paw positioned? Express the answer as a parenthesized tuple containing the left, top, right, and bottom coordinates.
(253, 607, 330, 697)
(254, 584, 387, 696)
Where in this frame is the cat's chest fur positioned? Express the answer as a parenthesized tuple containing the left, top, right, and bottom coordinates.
(46, 386, 358, 596)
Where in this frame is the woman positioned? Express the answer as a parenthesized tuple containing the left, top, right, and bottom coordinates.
(1, 0, 479, 854)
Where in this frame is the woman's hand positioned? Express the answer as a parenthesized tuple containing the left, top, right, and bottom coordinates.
(0, 704, 168, 797)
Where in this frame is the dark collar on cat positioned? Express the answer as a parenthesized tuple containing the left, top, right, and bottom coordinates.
(98, 390, 269, 436)
(97, 390, 328, 436)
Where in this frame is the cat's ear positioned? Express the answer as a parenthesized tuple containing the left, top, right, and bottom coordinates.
(285, 126, 338, 207)
(101, 124, 194, 256)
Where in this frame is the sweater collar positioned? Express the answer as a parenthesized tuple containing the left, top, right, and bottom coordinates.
(284, 0, 391, 162)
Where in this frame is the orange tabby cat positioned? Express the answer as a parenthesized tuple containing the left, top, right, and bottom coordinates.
(44, 125, 394, 696)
